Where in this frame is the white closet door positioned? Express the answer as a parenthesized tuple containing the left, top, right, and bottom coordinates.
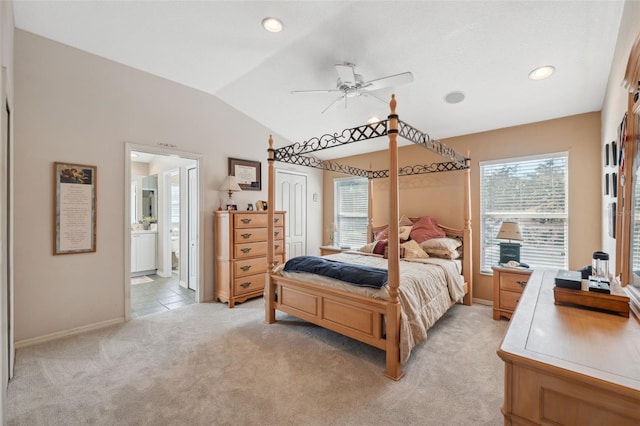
(275, 170, 306, 259)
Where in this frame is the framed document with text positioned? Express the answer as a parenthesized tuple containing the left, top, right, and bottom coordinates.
(53, 162, 97, 255)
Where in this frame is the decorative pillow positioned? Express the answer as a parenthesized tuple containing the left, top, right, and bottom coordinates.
(420, 237, 462, 251)
(374, 215, 414, 241)
(359, 241, 377, 254)
(372, 239, 388, 256)
(401, 240, 429, 259)
(409, 216, 446, 243)
(423, 247, 460, 259)
(398, 226, 412, 241)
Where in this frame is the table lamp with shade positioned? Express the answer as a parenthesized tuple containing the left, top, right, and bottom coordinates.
(219, 175, 242, 209)
(497, 221, 523, 263)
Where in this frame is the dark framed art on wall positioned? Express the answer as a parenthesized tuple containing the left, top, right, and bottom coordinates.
(228, 158, 261, 191)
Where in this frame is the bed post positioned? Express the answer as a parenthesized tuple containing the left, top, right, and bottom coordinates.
(385, 95, 403, 381)
(462, 157, 473, 306)
(367, 164, 373, 243)
(265, 135, 276, 323)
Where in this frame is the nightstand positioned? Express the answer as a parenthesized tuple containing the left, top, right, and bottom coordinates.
(492, 265, 532, 320)
(319, 245, 344, 256)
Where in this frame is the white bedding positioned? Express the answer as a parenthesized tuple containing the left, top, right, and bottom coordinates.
(274, 251, 466, 363)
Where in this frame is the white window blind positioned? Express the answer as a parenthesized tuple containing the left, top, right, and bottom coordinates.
(334, 177, 368, 248)
(480, 153, 568, 272)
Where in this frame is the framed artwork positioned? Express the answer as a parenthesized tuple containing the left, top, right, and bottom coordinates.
(53, 162, 97, 255)
(605, 143, 610, 166)
(612, 141, 618, 166)
(605, 173, 609, 195)
(612, 172, 618, 197)
(226, 204, 238, 211)
(608, 202, 616, 238)
(228, 158, 261, 191)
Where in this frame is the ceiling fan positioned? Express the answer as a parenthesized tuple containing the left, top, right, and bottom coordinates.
(291, 62, 413, 113)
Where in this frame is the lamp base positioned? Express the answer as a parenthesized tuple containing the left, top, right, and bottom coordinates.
(499, 242, 521, 263)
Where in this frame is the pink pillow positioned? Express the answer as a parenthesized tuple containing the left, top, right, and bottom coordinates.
(409, 216, 445, 243)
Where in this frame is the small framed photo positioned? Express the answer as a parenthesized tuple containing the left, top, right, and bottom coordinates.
(605, 143, 610, 166)
(226, 204, 238, 211)
(228, 158, 261, 191)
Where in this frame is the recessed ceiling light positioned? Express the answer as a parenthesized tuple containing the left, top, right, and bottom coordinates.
(444, 91, 465, 104)
(528, 65, 555, 80)
(262, 17, 283, 33)
(130, 153, 139, 158)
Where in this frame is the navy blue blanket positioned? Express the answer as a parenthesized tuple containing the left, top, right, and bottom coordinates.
(283, 256, 388, 289)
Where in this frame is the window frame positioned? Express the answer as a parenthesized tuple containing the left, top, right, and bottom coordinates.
(333, 176, 369, 249)
(479, 152, 569, 273)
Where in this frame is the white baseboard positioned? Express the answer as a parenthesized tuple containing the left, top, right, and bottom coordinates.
(15, 317, 125, 349)
(473, 298, 493, 306)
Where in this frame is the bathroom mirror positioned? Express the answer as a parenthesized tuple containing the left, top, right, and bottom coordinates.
(131, 174, 158, 225)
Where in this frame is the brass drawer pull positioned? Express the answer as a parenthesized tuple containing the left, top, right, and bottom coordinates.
(240, 266, 251, 272)
(274, 245, 280, 250)
(240, 282, 251, 289)
(241, 233, 252, 239)
(241, 218, 252, 224)
(274, 218, 280, 223)
(274, 231, 280, 237)
(517, 281, 527, 287)
(241, 248, 252, 254)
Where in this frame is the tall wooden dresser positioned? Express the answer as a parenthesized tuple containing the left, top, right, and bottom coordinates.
(214, 210, 286, 308)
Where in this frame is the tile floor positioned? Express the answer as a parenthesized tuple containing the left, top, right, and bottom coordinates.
(131, 273, 195, 318)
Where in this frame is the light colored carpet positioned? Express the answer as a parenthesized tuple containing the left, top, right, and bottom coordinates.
(7, 299, 508, 425)
(131, 276, 154, 285)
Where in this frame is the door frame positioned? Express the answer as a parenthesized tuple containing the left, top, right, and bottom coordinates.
(124, 143, 204, 320)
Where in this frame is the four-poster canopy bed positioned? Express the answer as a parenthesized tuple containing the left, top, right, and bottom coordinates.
(265, 95, 472, 380)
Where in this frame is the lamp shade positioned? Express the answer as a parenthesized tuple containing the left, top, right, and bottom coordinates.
(497, 221, 522, 242)
(219, 175, 242, 198)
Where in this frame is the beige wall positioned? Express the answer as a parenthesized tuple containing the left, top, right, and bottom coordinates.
(324, 112, 601, 301)
(13, 30, 323, 342)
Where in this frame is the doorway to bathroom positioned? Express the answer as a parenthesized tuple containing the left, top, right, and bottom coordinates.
(126, 144, 201, 319)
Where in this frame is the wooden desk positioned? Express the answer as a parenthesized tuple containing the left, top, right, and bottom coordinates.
(497, 269, 640, 425)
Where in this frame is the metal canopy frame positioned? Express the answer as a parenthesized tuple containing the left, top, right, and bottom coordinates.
(272, 119, 469, 179)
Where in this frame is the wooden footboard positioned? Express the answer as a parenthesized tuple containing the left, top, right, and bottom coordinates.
(271, 274, 388, 350)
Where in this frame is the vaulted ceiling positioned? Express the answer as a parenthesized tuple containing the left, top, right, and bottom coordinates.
(13, 1, 625, 158)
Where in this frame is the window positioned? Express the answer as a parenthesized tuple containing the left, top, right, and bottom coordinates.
(480, 153, 568, 272)
(334, 177, 368, 248)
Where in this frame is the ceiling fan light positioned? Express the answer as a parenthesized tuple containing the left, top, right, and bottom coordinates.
(262, 17, 283, 33)
(528, 65, 555, 80)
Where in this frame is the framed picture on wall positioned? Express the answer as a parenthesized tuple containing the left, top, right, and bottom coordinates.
(608, 202, 616, 238)
(605, 173, 610, 195)
(605, 143, 610, 166)
(53, 162, 97, 255)
(612, 141, 618, 166)
(228, 158, 261, 191)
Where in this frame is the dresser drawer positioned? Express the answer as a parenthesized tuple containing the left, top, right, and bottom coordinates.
(500, 272, 529, 292)
(234, 274, 265, 296)
(235, 242, 267, 259)
(235, 228, 267, 243)
(274, 239, 285, 254)
(500, 290, 522, 311)
(273, 227, 284, 239)
(235, 258, 268, 277)
(272, 254, 285, 269)
(234, 213, 285, 229)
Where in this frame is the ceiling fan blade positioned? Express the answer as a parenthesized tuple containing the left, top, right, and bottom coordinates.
(361, 92, 388, 105)
(335, 63, 356, 86)
(321, 95, 346, 114)
(291, 89, 342, 95)
(361, 71, 414, 91)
